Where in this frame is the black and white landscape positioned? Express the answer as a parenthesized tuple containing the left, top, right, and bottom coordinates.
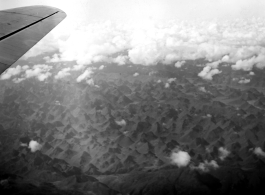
(1, 0, 265, 194)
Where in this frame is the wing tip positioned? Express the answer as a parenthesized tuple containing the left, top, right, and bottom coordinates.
(38, 5, 67, 16)
(32, 5, 67, 18)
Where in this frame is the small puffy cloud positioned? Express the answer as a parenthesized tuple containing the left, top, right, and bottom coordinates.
(230, 53, 265, 71)
(206, 114, 212, 118)
(38, 73, 51, 81)
(115, 119, 126, 126)
(175, 61, 185, 68)
(112, 55, 128, 65)
(20, 143, 28, 147)
(157, 79, 161, 83)
(76, 68, 94, 82)
(54, 68, 71, 79)
(231, 57, 256, 71)
(206, 160, 219, 168)
(190, 160, 219, 172)
(12, 78, 26, 83)
(149, 71, 157, 76)
(253, 147, 265, 157)
(202, 114, 212, 119)
(249, 71, 255, 75)
(28, 140, 42, 152)
(222, 55, 230, 62)
(99, 65, 105, 70)
(0, 65, 23, 80)
(86, 78, 95, 86)
(133, 72, 139, 77)
(218, 147, 230, 161)
(168, 78, 176, 83)
(24, 64, 52, 81)
(238, 78, 250, 84)
(163, 53, 179, 64)
(44, 53, 61, 63)
(165, 83, 170, 88)
(7, 65, 51, 82)
(198, 66, 222, 80)
(206, 60, 221, 69)
(198, 86, 207, 93)
(72, 64, 86, 71)
(198, 66, 210, 79)
(170, 149, 191, 167)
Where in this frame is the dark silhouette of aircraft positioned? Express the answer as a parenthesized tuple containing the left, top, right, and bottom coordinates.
(0, 5, 66, 75)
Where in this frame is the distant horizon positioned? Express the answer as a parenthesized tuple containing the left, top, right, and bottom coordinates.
(1, 0, 265, 83)
(1, 0, 265, 23)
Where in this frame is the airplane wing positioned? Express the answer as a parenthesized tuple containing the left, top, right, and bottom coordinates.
(0, 5, 66, 75)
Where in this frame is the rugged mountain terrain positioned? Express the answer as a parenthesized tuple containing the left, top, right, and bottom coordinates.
(0, 62, 265, 194)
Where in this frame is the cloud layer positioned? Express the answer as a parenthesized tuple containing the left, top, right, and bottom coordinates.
(2, 17, 265, 84)
(22, 17, 265, 73)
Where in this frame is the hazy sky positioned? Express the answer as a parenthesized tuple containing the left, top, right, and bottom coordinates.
(1, 0, 265, 23)
(1, 0, 265, 83)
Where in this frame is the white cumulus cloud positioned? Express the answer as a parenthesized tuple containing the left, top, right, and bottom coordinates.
(86, 78, 95, 86)
(175, 61, 185, 68)
(115, 119, 126, 126)
(28, 140, 42, 153)
(76, 68, 94, 82)
(198, 86, 207, 93)
(3, 64, 52, 82)
(170, 149, 191, 167)
(112, 55, 128, 65)
(55, 67, 71, 79)
(0, 65, 23, 80)
(99, 65, 105, 70)
(168, 78, 176, 83)
(44, 53, 61, 63)
(20, 143, 28, 147)
(253, 147, 265, 157)
(218, 147, 230, 161)
(238, 78, 250, 84)
(24, 64, 52, 81)
(198, 66, 222, 80)
(190, 160, 219, 172)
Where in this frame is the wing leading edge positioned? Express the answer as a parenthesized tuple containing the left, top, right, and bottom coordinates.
(0, 5, 66, 75)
